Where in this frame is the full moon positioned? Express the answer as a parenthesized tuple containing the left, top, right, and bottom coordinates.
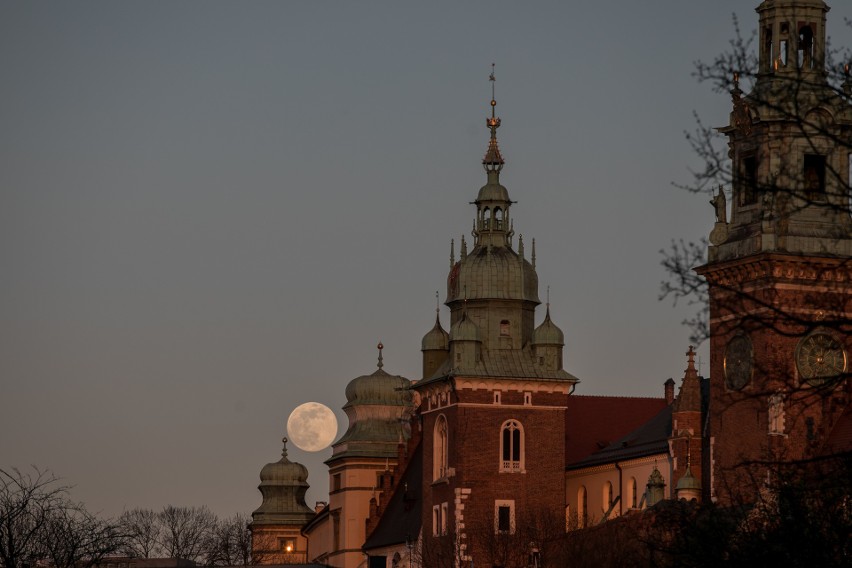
(287, 402, 338, 452)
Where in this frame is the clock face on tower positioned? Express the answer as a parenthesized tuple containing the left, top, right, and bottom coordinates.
(796, 332, 847, 386)
(724, 334, 753, 391)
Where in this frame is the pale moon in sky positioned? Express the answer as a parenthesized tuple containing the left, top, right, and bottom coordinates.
(287, 402, 338, 452)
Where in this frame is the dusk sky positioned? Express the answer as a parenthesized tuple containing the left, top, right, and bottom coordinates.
(3, 2, 852, 519)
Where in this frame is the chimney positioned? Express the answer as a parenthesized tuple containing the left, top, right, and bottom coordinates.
(664, 378, 676, 405)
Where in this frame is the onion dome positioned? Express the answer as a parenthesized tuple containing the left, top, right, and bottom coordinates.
(450, 312, 480, 342)
(330, 344, 413, 461)
(532, 306, 564, 346)
(344, 345, 411, 408)
(422, 313, 449, 351)
(252, 437, 315, 524)
(676, 467, 701, 492)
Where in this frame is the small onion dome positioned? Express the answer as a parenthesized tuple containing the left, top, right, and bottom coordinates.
(676, 467, 702, 492)
(532, 307, 564, 346)
(259, 438, 309, 486)
(450, 312, 480, 342)
(422, 314, 449, 351)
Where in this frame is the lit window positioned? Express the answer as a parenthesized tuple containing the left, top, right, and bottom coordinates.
(500, 420, 524, 472)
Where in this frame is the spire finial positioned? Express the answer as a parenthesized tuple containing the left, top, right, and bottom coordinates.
(531, 238, 536, 269)
(450, 239, 455, 267)
(377, 342, 384, 369)
(435, 291, 440, 314)
(282, 437, 289, 458)
(483, 63, 504, 171)
(547, 285, 551, 309)
(686, 345, 696, 370)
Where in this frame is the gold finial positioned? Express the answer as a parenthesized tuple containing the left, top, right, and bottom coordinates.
(377, 342, 384, 369)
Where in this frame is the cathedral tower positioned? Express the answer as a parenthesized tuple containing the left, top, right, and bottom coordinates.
(697, 0, 852, 504)
(250, 438, 317, 564)
(413, 72, 579, 567)
(319, 346, 413, 568)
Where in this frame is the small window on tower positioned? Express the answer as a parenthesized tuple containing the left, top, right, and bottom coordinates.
(741, 156, 758, 205)
(500, 320, 510, 336)
(497, 506, 511, 532)
(804, 154, 826, 200)
(799, 25, 815, 69)
(764, 26, 774, 72)
(494, 500, 515, 534)
(333, 474, 341, 492)
(780, 39, 788, 67)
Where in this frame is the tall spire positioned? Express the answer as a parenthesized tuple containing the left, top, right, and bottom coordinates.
(483, 63, 504, 171)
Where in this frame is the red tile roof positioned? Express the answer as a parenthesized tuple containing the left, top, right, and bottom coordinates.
(565, 395, 668, 467)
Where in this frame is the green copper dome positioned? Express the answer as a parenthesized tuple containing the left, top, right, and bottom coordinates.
(532, 307, 564, 346)
(421, 314, 450, 351)
(450, 312, 481, 342)
(676, 467, 701, 491)
(252, 438, 315, 524)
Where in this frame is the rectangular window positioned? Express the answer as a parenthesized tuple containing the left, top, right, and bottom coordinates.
(524, 392, 532, 405)
(804, 154, 827, 200)
(741, 156, 758, 205)
(432, 505, 440, 537)
(333, 473, 341, 492)
(441, 502, 448, 535)
(332, 511, 340, 551)
(494, 391, 501, 404)
(495, 499, 515, 534)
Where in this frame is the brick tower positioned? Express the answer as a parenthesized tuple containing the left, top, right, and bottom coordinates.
(696, 0, 852, 504)
(412, 71, 579, 567)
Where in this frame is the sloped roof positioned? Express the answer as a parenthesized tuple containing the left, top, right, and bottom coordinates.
(565, 395, 668, 467)
(567, 405, 673, 470)
(362, 442, 423, 551)
(416, 348, 579, 388)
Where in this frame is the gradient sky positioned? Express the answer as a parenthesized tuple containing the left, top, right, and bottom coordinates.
(3, 1, 852, 519)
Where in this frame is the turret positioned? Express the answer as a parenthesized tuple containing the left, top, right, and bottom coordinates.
(421, 299, 450, 379)
(532, 303, 565, 372)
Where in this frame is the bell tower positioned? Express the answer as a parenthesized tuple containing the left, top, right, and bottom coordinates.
(697, 0, 852, 504)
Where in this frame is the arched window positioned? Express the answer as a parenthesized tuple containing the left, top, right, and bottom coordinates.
(433, 415, 448, 480)
(500, 420, 524, 472)
(494, 207, 503, 230)
(578, 486, 587, 528)
(482, 207, 491, 230)
(603, 481, 613, 512)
